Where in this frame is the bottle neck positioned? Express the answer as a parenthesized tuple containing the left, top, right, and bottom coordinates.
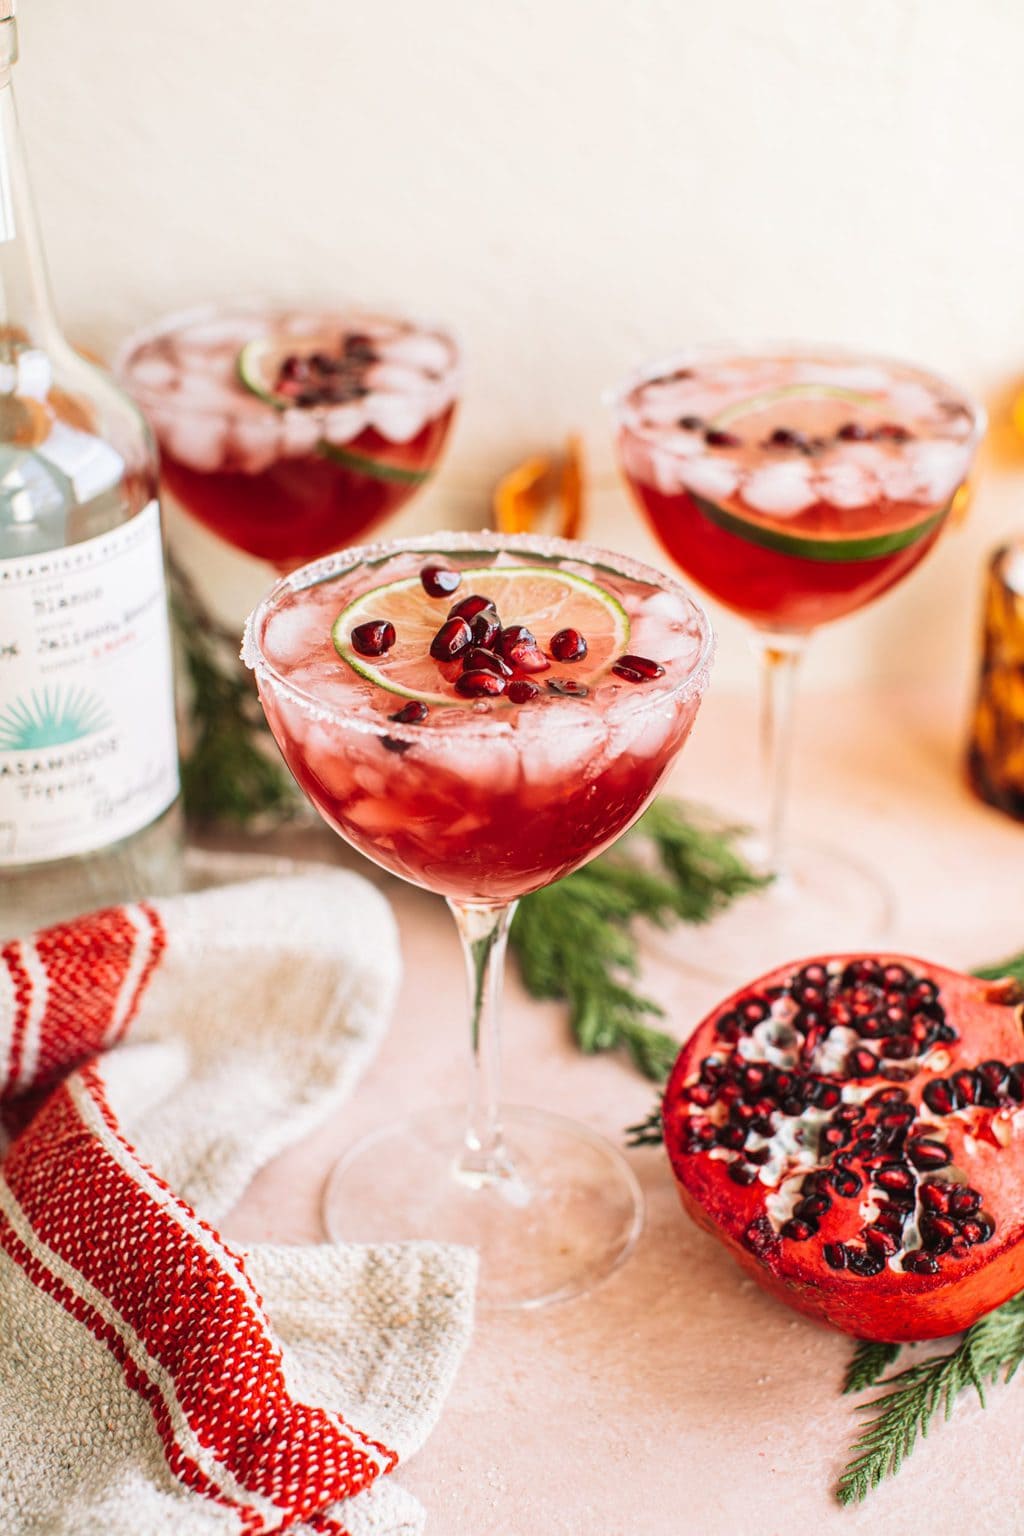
(0, 13, 62, 358)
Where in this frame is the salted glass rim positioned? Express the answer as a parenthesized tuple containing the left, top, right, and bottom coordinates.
(242, 529, 716, 745)
(112, 297, 461, 422)
(605, 339, 987, 457)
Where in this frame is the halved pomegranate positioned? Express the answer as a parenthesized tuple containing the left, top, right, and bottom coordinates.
(663, 954, 1024, 1341)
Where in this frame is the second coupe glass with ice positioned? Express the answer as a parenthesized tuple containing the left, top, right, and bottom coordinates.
(611, 346, 983, 967)
(244, 531, 713, 1308)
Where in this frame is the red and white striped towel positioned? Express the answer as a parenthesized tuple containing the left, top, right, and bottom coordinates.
(0, 870, 476, 1535)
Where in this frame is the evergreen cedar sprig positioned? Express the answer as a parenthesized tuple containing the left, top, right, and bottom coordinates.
(169, 564, 300, 828)
(510, 798, 767, 1081)
(837, 1294, 1024, 1504)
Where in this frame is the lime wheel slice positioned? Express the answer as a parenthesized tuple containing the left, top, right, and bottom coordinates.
(237, 337, 432, 487)
(710, 382, 878, 429)
(332, 565, 630, 704)
(689, 491, 949, 564)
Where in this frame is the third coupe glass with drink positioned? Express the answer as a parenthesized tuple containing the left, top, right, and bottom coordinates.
(118, 302, 459, 570)
(611, 346, 983, 967)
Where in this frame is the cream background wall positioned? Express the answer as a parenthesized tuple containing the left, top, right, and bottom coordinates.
(13, 0, 1024, 691)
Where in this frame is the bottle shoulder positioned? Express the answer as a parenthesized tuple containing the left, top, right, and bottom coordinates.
(0, 337, 160, 557)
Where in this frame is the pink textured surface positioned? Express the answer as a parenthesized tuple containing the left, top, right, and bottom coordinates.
(222, 686, 1024, 1534)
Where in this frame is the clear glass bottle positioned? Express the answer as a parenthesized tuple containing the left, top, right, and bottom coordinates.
(0, 0, 182, 937)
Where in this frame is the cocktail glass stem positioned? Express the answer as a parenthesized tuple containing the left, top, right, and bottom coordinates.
(750, 629, 808, 880)
(448, 898, 519, 1187)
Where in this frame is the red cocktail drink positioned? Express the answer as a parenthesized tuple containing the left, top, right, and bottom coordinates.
(249, 539, 709, 903)
(615, 351, 978, 631)
(118, 305, 458, 570)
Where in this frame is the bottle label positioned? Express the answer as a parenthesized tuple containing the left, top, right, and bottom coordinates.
(0, 502, 180, 866)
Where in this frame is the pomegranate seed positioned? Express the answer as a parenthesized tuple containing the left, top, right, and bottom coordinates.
(420, 563, 461, 599)
(882, 963, 912, 990)
(745, 1146, 772, 1166)
(470, 609, 501, 649)
(836, 421, 871, 442)
(959, 1215, 994, 1245)
(977, 1059, 1009, 1098)
(811, 1079, 842, 1110)
(874, 1163, 915, 1193)
(448, 594, 495, 622)
(728, 1162, 758, 1186)
(819, 1124, 849, 1153)
(688, 1084, 717, 1108)
(462, 646, 511, 678)
(715, 1010, 742, 1041)
(922, 1078, 956, 1115)
(677, 414, 704, 431)
(920, 1215, 957, 1253)
(612, 654, 666, 683)
(350, 619, 396, 657)
(823, 1242, 848, 1270)
(781, 1218, 816, 1241)
(499, 626, 550, 673)
(947, 1186, 981, 1217)
(430, 617, 472, 661)
(455, 669, 507, 699)
(919, 1181, 951, 1213)
(864, 1226, 898, 1257)
(497, 622, 535, 652)
(704, 427, 741, 448)
(344, 332, 377, 359)
(388, 700, 428, 724)
(844, 1047, 878, 1079)
(874, 1206, 909, 1237)
(951, 1069, 980, 1106)
(716, 1123, 747, 1151)
(741, 997, 771, 1024)
(796, 1191, 832, 1220)
(549, 627, 588, 663)
(766, 426, 811, 452)
(902, 1251, 939, 1274)
(907, 1138, 951, 1171)
(875, 422, 912, 442)
(868, 1086, 909, 1106)
(847, 1248, 886, 1277)
(546, 679, 589, 698)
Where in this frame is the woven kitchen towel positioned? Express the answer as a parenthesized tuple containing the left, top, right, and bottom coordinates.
(0, 871, 477, 1535)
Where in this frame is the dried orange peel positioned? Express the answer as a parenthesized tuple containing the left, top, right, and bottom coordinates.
(493, 435, 585, 538)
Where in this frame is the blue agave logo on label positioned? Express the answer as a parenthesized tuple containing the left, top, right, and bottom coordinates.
(0, 685, 112, 751)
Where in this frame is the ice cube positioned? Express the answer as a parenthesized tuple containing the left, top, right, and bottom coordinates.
(815, 461, 875, 510)
(164, 413, 228, 473)
(383, 332, 453, 375)
(281, 407, 322, 457)
(682, 455, 740, 501)
(366, 393, 430, 444)
(263, 603, 316, 671)
(517, 714, 609, 797)
(741, 460, 817, 517)
(231, 416, 280, 474)
(127, 354, 178, 393)
(323, 405, 364, 444)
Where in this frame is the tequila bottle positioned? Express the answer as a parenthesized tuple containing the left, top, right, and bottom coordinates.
(0, 0, 182, 935)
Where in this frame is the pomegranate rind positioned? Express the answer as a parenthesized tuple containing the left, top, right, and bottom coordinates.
(663, 953, 1024, 1342)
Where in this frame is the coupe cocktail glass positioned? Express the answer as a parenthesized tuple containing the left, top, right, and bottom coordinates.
(117, 303, 459, 571)
(611, 346, 983, 970)
(244, 531, 713, 1307)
